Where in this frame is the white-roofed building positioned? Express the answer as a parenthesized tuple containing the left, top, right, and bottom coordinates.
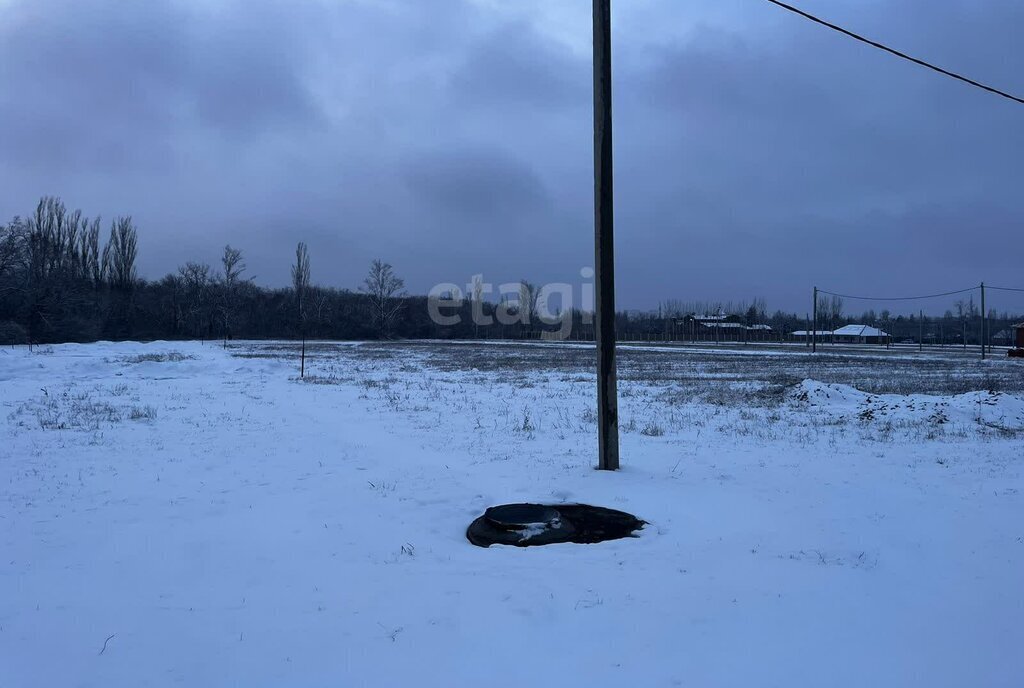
(790, 329, 832, 342)
(831, 324, 890, 344)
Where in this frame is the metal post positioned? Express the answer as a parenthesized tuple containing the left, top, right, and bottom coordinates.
(593, 0, 619, 470)
(919, 310, 923, 352)
(980, 282, 986, 360)
(812, 286, 818, 353)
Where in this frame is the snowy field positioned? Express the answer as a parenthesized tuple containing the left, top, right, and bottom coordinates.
(2, 339, 1023, 687)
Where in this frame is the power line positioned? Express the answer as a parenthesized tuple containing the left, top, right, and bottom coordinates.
(763, 0, 1024, 105)
(988, 285, 1024, 293)
(817, 286, 978, 301)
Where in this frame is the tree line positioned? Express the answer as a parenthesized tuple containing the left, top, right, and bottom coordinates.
(0, 197, 413, 344)
(2, 196, 1020, 346)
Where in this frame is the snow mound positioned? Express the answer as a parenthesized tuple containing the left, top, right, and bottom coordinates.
(789, 379, 1024, 430)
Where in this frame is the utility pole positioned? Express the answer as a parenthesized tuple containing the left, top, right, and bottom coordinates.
(812, 286, 818, 353)
(919, 310, 923, 352)
(593, 0, 619, 470)
(980, 282, 986, 360)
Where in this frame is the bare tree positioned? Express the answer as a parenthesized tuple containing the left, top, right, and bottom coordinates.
(178, 262, 212, 339)
(291, 242, 311, 376)
(363, 259, 405, 339)
(815, 293, 843, 341)
(745, 304, 759, 325)
(0, 217, 27, 284)
(79, 217, 102, 287)
(221, 245, 245, 285)
(518, 280, 540, 336)
(828, 295, 843, 324)
(752, 297, 768, 322)
(218, 245, 246, 344)
(102, 217, 139, 291)
(471, 274, 484, 338)
(16, 198, 107, 341)
(660, 300, 685, 319)
(311, 285, 331, 328)
(291, 242, 311, 327)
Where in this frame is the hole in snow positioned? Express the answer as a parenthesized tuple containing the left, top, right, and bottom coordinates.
(467, 503, 644, 548)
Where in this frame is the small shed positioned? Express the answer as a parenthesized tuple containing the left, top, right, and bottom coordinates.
(1014, 322, 1024, 349)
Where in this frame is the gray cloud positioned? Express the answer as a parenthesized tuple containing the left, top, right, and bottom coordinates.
(1, 0, 1022, 312)
(0, 1, 324, 173)
(449, 21, 588, 110)
(405, 147, 551, 221)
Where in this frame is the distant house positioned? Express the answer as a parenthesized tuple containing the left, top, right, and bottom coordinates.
(678, 312, 743, 326)
(1014, 323, 1024, 349)
(831, 324, 890, 344)
(707, 322, 746, 332)
(790, 330, 832, 342)
(993, 328, 1015, 346)
(791, 325, 890, 344)
(674, 313, 772, 342)
(746, 323, 773, 341)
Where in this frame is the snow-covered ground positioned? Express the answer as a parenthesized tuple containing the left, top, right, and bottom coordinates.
(2, 340, 1022, 687)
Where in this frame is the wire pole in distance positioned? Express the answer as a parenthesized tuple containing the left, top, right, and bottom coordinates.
(919, 310, 923, 352)
(980, 282, 986, 360)
(812, 286, 818, 353)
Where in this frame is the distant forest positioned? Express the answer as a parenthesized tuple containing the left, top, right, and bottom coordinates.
(1, 197, 1020, 346)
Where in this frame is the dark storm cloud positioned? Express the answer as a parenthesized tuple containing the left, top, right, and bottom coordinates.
(405, 147, 551, 221)
(1, 0, 1021, 311)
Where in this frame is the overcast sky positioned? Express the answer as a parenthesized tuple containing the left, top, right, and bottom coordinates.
(1, 0, 1022, 312)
